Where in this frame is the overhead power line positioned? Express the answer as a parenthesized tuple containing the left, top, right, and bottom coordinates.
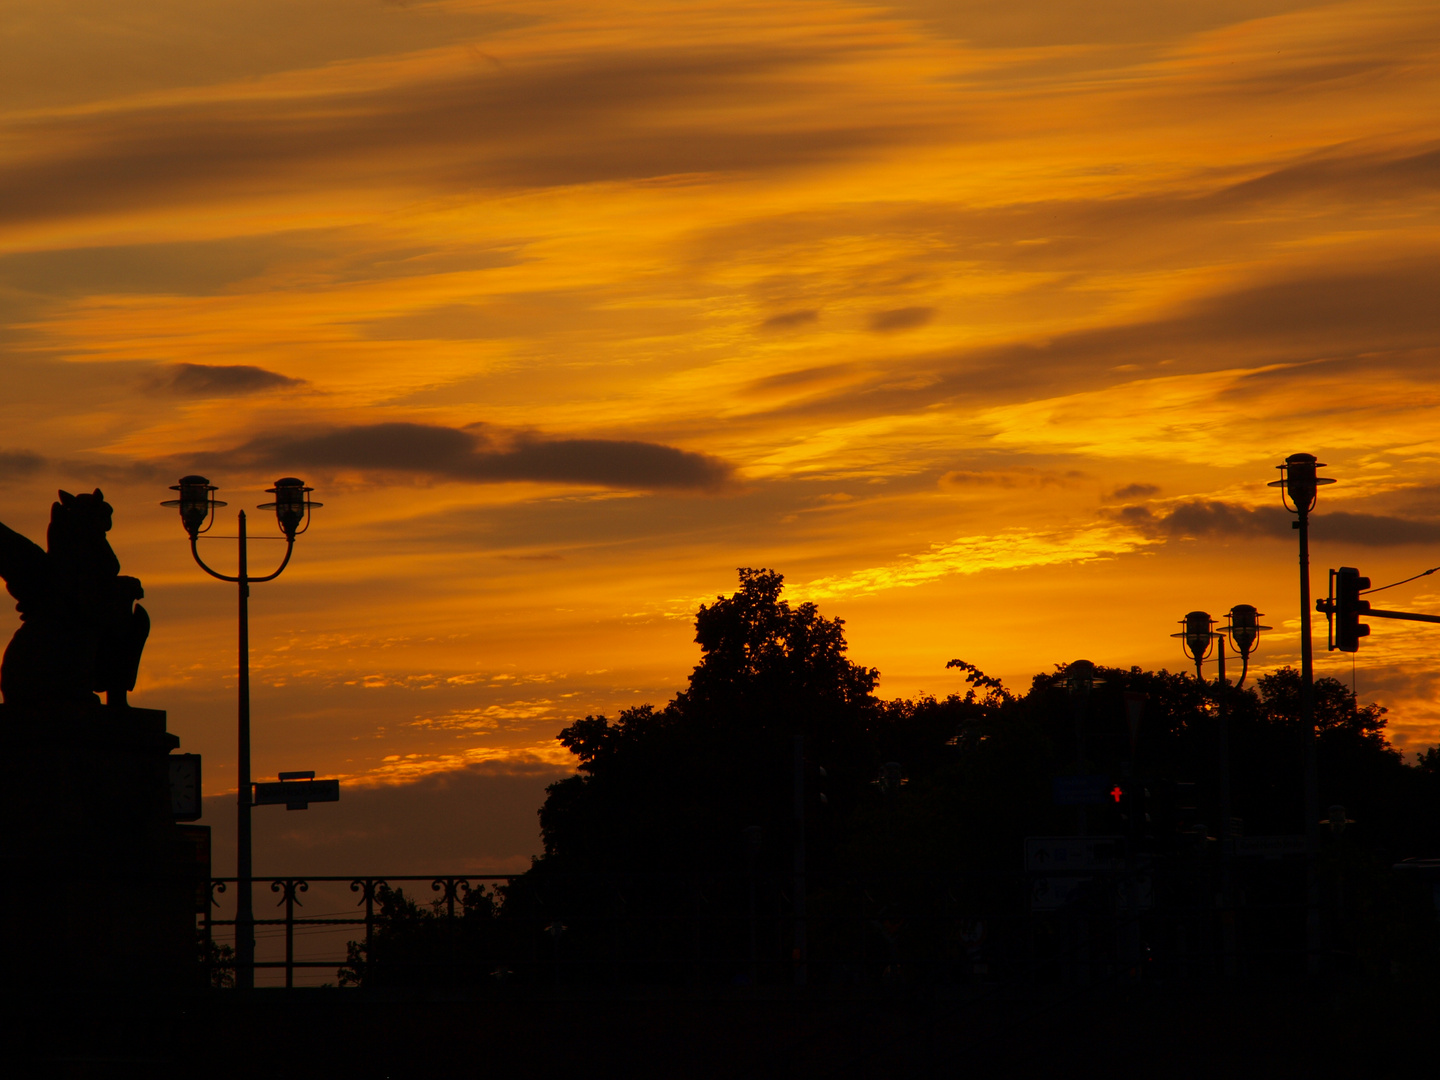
(1362, 565, 1440, 595)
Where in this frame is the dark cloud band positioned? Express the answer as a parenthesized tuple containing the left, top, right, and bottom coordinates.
(190, 421, 732, 492)
(1115, 498, 1440, 547)
(147, 363, 303, 397)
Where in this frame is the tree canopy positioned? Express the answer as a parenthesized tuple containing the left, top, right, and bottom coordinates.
(539, 568, 883, 874)
(533, 568, 1440, 883)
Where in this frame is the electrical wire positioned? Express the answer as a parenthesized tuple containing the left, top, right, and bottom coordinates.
(1362, 565, 1440, 594)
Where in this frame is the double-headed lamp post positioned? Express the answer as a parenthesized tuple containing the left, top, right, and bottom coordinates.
(1269, 452, 1333, 975)
(1173, 605, 1268, 979)
(162, 475, 321, 990)
(1172, 606, 1270, 841)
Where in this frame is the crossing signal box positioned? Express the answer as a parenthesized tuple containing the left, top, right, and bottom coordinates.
(1109, 779, 1200, 849)
(1333, 566, 1371, 652)
(1111, 781, 1142, 836)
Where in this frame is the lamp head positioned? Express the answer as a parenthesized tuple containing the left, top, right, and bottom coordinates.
(1268, 452, 1335, 514)
(1172, 610, 1216, 663)
(162, 475, 225, 537)
(1065, 659, 1101, 699)
(258, 477, 320, 540)
(1225, 604, 1271, 658)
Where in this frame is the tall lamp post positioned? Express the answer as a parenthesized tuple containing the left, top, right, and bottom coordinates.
(1175, 611, 1226, 829)
(162, 475, 321, 989)
(1172, 606, 1268, 839)
(1269, 453, 1333, 975)
(1173, 606, 1266, 978)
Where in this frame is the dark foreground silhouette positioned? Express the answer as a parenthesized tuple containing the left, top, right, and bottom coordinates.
(0, 488, 149, 706)
(330, 570, 1438, 1000)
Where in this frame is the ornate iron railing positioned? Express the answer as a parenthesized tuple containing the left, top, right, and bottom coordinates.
(198, 864, 1319, 991)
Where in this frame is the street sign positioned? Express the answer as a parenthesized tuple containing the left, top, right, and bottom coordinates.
(1029, 875, 1090, 910)
(1025, 836, 1124, 872)
(1229, 835, 1307, 857)
(253, 778, 339, 810)
(1025, 836, 1143, 911)
(1052, 775, 1110, 806)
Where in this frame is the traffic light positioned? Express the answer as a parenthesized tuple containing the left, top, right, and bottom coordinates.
(1335, 566, 1371, 652)
(1109, 779, 1152, 840)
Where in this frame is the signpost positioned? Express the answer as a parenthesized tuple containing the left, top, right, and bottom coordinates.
(253, 771, 340, 811)
(1229, 835, 1307, 857)
(1024, 836, 1150, 910)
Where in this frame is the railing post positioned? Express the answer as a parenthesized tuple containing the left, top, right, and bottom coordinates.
(204, 879, 220, 944)
(349, 878, 385, 981)
(432, 878, 467, 984)
(272, 878, 307, 989)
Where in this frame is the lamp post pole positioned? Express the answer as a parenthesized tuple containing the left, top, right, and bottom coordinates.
(1215, 635, 1230, 847)
(1296, 489, 1322, 978)
(164, 476, 320, 990)
(236, 510, 253, 988)
(1270, 453, 1333, 977)
(1176, 606, 1266, 979)
(1213, 633, 1236, 979)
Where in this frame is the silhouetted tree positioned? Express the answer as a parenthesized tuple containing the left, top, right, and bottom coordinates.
(338, 884, 504, 989)
(537, 568, 883, 877)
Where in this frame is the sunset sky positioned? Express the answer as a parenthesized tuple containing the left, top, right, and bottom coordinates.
(3, 0, 1440, 874)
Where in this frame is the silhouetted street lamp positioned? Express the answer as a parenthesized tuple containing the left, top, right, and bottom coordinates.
(1224, 604, 1269, 690)
(1171, 605, 1264, 979)
(1172, 606, 1267, 842)
(162, 475, 320, 989)
(1269, 452, 1333, 974)
(1174, 610, 1216, 681)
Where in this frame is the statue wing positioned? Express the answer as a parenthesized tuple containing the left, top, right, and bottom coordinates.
(0, 521, 48, 604)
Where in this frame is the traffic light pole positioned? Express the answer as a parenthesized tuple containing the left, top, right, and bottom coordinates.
(1348, 607, 1440, 625)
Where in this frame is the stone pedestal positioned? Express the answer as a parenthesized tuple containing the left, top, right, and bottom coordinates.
(0, 701, 196, 995)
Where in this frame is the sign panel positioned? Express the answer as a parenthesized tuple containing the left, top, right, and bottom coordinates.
(253, 778, 340, 810)
(1029, 875, 1091, 910)
(1230, 835, 1308, 857)
(1024, 836, 1124, 872)
(1052, 775, 1111, 806)
(1025, 836, 1140, 911)
(169, 754, 202, 821)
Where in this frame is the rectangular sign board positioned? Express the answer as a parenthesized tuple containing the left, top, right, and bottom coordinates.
(1025, 836, 1143, 911)
(1052, 775, 1112, 806)
(1024, 836, 1124, 872)
(253, 779, 340, 809)
(1230, 835, 1308, 857)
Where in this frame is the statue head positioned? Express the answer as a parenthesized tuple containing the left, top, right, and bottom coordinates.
(48, 489, 115, 554)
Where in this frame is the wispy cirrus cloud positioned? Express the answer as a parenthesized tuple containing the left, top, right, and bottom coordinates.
(793, 523, 1153, 600)
(0, 35, 939, 229)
